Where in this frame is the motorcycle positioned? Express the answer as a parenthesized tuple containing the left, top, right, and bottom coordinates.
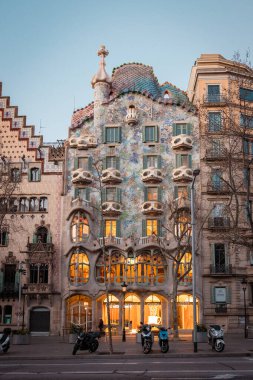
(72, 331, 100, 355)
(0, 328, 11, 353)
(141, 324, 153, 354)
(207, 324, 225, 352)
(158, 327, 169, 353)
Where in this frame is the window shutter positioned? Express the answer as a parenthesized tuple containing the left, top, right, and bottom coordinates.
(188, 155, 192, 168)
(157, 220, 162, 237)
(174, 187, 178, 199)
(14, 271, 20, 293)
(142, 126, 146, 142)
(243, 139, 249, 154)
(176, 155, 181, 168)
(32, 234, 37, 243)
(102, 127, 106, 143)
(211, 286, 215, 304)
(157, 155, 162, 169)
(224, 244, 229, 266)
(99, 222, 104, 238)
(88, 156, 93, 171)
(28, 169, 31, 182)
(6, 233, 9, 246)
(102, 157, 107, 170)
(143, 156, 148, 169)
(118, 127, 122, 143)
(101, 188, 106, 202)
(144, 187, 148, 202)
(0, 271, 4, 293)
(187, 123, 193, 135)
(210, 243, 215, 266)
(74, 158, 79, 170)
(74, 188, 79, 199)
(116, 220, 121, 237)
(47, 233, 51, 243)
(154, 126, 159, 142)
(116, 157, 120, 170)
(86, 188, 91, 202)
(116, 188, 122, 203)
(142, 220, 147, 237)
(172, 124, 177, 136)
(187, 186, 191, 200)
(38, 169, 41, 182)
(158, 187, 162, 202)
(226, 286, 231, 304)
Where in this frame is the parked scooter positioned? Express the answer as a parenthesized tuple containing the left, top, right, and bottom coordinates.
(0, 328, 11, 353)
(207, 324, 225, 352)
(72, 330, 100, 355)
(158, 327, 169, 353)
(141, 324, 153, 354)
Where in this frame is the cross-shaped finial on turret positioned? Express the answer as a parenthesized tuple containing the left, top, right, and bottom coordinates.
(98, 45, 109, 58)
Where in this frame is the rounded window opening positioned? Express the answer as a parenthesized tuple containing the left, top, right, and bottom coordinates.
(71, 211, 90, 243)
(69, 249, 90, 285)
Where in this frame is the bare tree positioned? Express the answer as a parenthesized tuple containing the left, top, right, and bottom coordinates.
(159, 196, 193, 338)
(91, 159, 114, 354)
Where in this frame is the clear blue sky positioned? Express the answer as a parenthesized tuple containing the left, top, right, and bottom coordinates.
(0, 0, 252, 143)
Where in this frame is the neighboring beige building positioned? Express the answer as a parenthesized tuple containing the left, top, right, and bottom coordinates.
(188, 54, 253, 332)
(0, 83, 64, 334)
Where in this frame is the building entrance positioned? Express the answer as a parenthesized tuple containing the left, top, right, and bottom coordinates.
(176, 294, 199, 329)
(30, 307, 50, 333)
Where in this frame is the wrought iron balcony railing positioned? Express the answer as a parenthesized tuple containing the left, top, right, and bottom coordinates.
(210, 264, 232, 275)
(208, 217, 231, 229)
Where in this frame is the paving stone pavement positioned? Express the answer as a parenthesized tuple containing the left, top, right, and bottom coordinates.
(2, 333, 253, 360)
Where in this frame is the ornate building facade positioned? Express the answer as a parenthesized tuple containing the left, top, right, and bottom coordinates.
(0, 83, 64, 334)
(61, 46, 199, 334)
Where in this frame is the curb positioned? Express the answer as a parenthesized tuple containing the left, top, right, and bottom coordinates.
(2, 352, 252, 361)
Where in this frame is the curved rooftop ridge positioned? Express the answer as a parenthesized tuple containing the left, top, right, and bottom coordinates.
(111, 62, 188, 103)
(71, 102, 94, 128)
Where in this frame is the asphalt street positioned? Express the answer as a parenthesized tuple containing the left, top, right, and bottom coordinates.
(1, 356, 253, 379)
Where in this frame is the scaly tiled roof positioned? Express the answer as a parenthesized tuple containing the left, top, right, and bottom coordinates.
(71, 63, 192, 128)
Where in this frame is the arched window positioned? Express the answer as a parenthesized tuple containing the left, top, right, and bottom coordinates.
(39, 197, 48, 212)
(10, 168, 21, 182)
(19, 197, 29, 212)
(144, 294, 162, 325)
(176, 252, 192, 285)
(71, 212, 90, 242)
(69, 249, 89, 285)
(136, 251, 166, 285)
(95, 251, 125, 284)
(36, 227, 48, 243)
(29, 167, 40, 182)
(29, 197, 39, 212)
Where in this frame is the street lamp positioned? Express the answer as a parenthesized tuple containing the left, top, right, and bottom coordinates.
(121, 281, 128, 342)
(191, 168, 200, 353)
(241, 277, 248, 338)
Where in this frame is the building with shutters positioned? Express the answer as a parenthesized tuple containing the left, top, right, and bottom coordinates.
(61, 46, 199, 334)
(188, 54, 253, 332)
(0, 83, 64, 334)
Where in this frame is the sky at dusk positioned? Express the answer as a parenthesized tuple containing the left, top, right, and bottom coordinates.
(0, 0, 253, 142)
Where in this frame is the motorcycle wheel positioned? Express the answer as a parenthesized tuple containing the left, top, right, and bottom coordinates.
(161, 342, 169, 353)
(89, 340, 99, 353)
(72, 342, 80, 355)
(143, 341, 152, 354)
(214, 341, 224, 352)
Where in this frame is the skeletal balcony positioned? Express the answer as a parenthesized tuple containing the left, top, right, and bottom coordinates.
(125, 105, 138, 125)
(172, 166, 193, 182)
(101, 168, 122, 184)
(141, 201, 163, 215)
(77, 136, 97, 150)
(141, 167, 163, 183)
(69, 136, 79, 148)
(102, 201, 122, 216)
(171, 134, 193, 150)
(72, 168, 93, 185)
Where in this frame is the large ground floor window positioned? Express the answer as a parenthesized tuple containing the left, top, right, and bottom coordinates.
(66, 295, 92, 331)
(176, 294, 199, 329)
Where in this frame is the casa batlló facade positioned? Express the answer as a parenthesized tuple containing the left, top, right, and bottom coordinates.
(0, 48, 252, 336)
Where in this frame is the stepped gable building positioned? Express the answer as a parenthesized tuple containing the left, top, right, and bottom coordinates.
(188, 54, 253, 331)
(0, 82, 64, 334)
(62, 46, 199, 333)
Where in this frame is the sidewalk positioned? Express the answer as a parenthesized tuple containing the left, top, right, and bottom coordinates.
(2, 333, 253, 360)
